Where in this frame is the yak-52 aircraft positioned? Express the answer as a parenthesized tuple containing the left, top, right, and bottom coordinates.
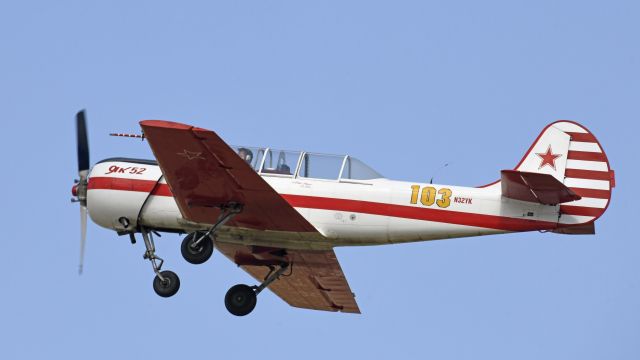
(72, 111, 614, 316)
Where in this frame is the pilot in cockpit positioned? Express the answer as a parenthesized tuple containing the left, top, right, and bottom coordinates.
(237, 147, 253, 164)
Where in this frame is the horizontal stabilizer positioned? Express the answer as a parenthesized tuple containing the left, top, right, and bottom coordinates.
(501, 170, 581, 205)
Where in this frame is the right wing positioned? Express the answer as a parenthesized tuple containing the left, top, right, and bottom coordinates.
(216, 242, 360, 314)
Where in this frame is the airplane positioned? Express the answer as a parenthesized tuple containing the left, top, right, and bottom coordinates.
(71, 111, 615, 316)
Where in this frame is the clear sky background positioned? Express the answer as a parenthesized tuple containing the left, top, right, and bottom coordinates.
(1, 1, 638, 359)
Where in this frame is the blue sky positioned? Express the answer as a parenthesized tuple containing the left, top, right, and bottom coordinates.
(1, 1, 638, 359)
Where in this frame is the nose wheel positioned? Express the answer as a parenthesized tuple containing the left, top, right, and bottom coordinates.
(153, 270, 180, 297)
(140, 229, 180, 298)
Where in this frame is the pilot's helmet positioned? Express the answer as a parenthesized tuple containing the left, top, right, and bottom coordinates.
(237, 147, 253, 163)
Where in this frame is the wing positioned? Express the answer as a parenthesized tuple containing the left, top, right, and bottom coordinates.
(216, 242, 360, 314)
(139, 120, 317, 232)
(501, 170, 581, 205)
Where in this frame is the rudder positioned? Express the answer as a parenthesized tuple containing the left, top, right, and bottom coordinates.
(515, 121, 615, 225)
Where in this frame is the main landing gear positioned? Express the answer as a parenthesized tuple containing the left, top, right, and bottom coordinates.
(141, 228, 180, 297)
(180, 203, 242, 265)
(137, 223, 290, 315)
(137, 203, 287, 315)
(225, 263, 290, 316)
(180, 232, 213, 265)
(138, 203, 243, 299)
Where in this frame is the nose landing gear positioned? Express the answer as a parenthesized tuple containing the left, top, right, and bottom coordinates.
(141, 229, 180, 297)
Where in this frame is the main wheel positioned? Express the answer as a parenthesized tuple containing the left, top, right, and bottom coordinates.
(181, 232, 214, 265)
(225, 284, 257, 316)
(153, 270, 180, 297)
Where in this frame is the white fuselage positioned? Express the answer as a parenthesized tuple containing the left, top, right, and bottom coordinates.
(86, 159, 578, 249)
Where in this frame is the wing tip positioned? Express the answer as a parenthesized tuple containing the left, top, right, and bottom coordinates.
(139, 119, 193, 130)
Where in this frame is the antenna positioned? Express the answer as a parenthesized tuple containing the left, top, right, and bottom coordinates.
(109, 132, 145, 140)
(429, 162, 451, 184)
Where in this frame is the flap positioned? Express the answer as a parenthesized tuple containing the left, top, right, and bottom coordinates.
(501, 170, 581, 205)
(140, 120, 317, 233)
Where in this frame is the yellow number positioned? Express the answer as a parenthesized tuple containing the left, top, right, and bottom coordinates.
(410, 185, 420, 204)
(436, 188, 452, 208)
(411, 185, 453, 208)
(420, 186, 436, 206)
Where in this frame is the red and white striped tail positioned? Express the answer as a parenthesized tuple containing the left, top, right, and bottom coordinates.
(514, 120, 614, 225)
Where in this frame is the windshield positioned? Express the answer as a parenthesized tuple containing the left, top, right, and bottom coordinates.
(232, 146, 266, 171)
(341, 156, 384, 180)
(261, 149, 301, 176)
(299, 153, 345, 180)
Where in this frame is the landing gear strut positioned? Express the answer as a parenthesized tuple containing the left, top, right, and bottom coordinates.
(141, 228, 180, 297)
(225, 263, 290, 316)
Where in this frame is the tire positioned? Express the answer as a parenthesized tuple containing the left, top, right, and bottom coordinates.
(153, 270, 180, 298)
(225, 284, 257, 316)
(181, 232, 214, 265)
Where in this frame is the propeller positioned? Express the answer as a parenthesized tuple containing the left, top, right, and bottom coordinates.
(77, 110, 90, 176)
(74, 110, 90, 274)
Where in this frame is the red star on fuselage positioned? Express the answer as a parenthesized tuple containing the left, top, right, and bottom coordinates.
(536, 145, 562, 170)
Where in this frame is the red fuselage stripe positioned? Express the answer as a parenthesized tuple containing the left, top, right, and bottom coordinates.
(279, 194, 559, 232)
(88, 177, 157, 192)
(88, 176, 568, 232)
(151, 184, 173, 196)
(88, 177, 173, 196)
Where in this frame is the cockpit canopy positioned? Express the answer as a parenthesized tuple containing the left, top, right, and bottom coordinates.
(232, 146, 384, 181)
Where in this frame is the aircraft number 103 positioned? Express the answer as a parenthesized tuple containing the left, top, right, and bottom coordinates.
(409, 185, 452, 208)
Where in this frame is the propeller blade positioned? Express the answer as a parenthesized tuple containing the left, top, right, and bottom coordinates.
(76, 110, 90, 174)
(79, 205, 87, 275)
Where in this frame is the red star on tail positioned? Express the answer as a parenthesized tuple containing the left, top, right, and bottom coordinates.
(536, 145, 562, 170)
